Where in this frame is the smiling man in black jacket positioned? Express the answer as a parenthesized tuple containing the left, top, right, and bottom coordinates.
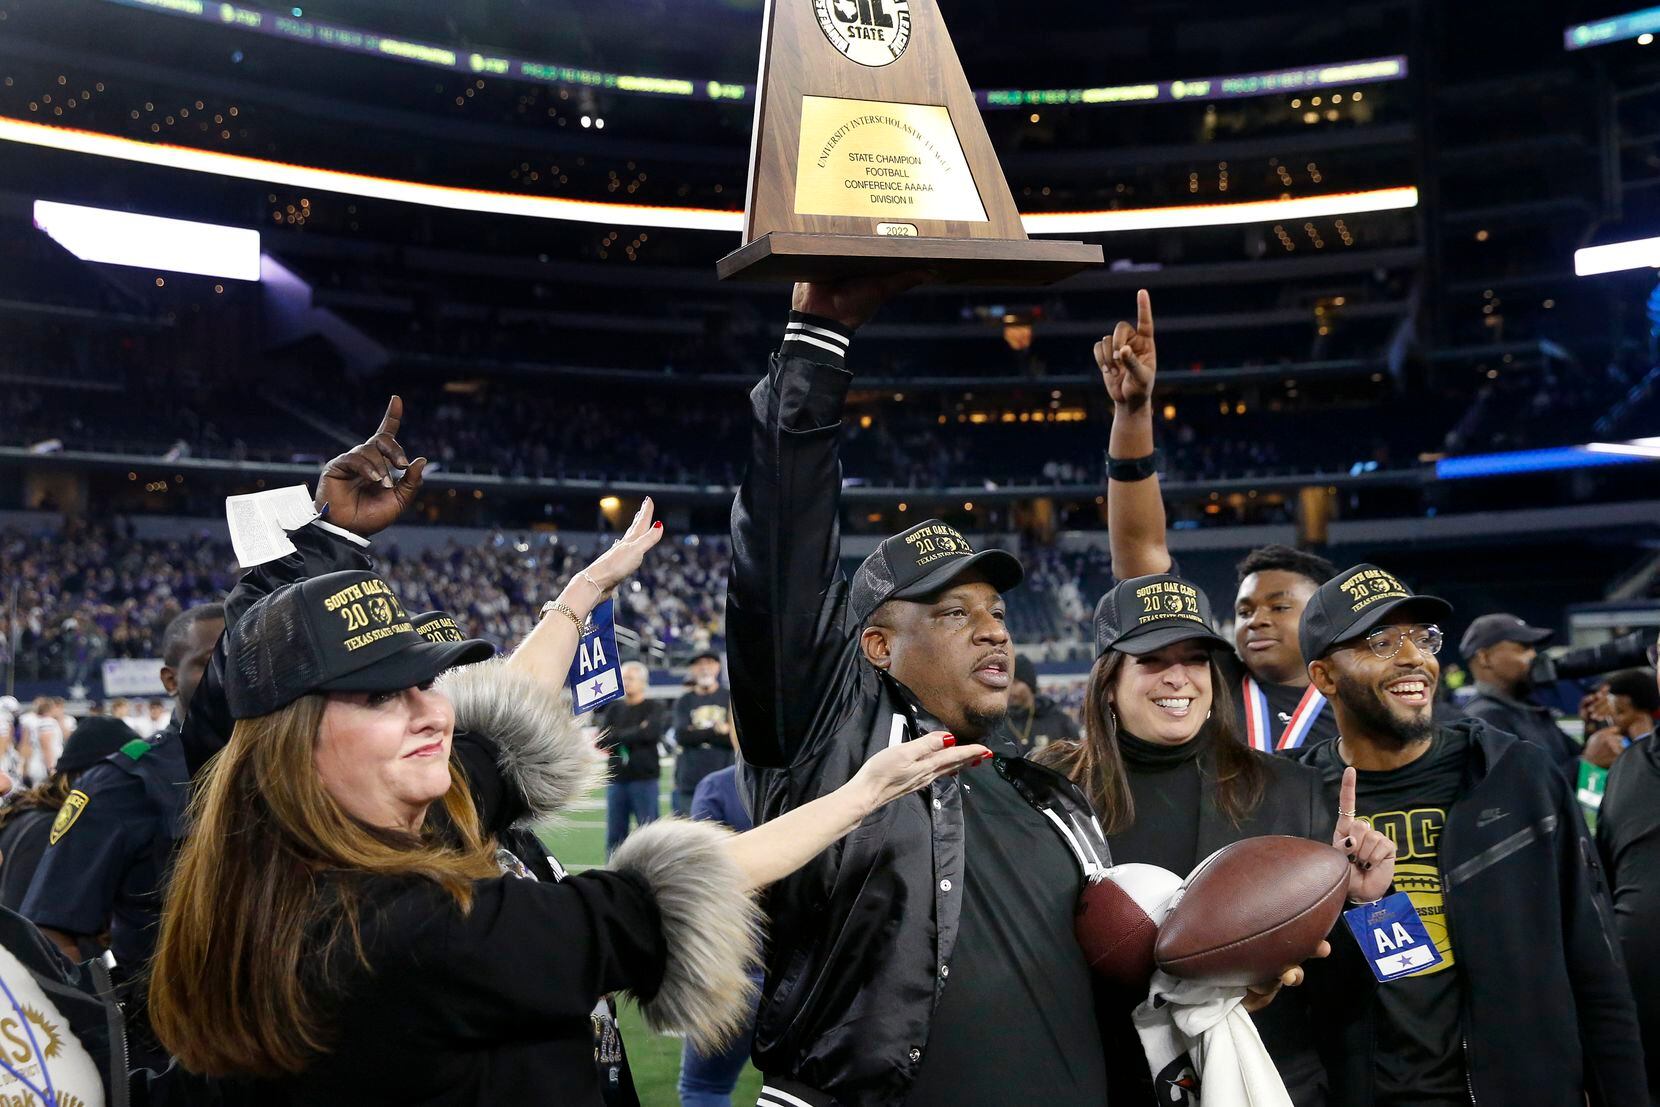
(1297, 564, 1647, 1106)
(728, 276, 1112, 1107)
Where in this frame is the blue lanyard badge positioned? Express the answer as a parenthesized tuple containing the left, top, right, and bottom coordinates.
(568, 599, 625, 715)
(1344, 891, 1445, 982)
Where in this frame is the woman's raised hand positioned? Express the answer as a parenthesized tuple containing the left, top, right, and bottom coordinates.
(579, 497, 667, 596)
(850, 731, 992, 814)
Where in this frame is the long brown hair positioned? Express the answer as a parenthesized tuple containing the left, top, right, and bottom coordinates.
(1037, 649, 1265, 835)
(149, 694, 500, 1078)
(0, 774, 74, 833)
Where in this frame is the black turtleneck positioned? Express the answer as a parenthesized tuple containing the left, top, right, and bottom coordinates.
(1110, 730, 1209, 877)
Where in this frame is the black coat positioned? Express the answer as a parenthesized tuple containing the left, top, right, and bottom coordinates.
(1461, 684, 1578, 775)
(1101, 741, 1339, 1107)
(1300, 721, 1648, 1106)
(727, 327, 1111, 1107)
(173, 523, 746, 1107)
(1595, 733, 1660, 1102)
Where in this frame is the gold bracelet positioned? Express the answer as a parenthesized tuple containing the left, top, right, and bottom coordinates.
(540, 600, 587, 632)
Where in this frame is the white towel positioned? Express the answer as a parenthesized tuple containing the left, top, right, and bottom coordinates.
(1132, 971, 1293, 1107)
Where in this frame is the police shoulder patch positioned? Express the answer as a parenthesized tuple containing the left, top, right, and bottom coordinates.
(49, 790, 90, 846)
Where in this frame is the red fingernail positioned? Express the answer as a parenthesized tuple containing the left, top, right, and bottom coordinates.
(941, 734, 956, 748)
(653, 522, 663, 530)
(980, 752, 993, 763)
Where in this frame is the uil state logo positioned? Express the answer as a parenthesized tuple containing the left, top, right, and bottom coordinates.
(814, 0, 912, 67)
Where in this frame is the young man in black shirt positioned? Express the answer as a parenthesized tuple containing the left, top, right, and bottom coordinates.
(1595, 638, 1660, 1100)
(1100, 293, 1339, 756)
(672, 652, 733, 816)
(597, 660, 665, 856)
(1296, 563, 1647, 1106)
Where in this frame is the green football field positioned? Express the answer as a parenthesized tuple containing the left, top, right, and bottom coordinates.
(536, 766, 763, 1107)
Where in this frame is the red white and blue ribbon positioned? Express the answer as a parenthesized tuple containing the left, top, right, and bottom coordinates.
(1243, 675, 1328, 752)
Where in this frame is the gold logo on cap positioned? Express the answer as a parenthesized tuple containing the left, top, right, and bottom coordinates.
(903, 523, 974, 568)
(1132, 579, 1204, 625)
(321, 577, 413, 650)
(1338, 568, 1409, 614)
(416, 616, 464, 643)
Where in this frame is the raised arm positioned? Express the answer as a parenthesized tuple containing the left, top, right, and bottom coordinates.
(723, 732, 987, 887)
(181, 398, 420, 774)
(502, 499, 663, 687)
(1098, 289, 1174, 579)
(726, 275, 926, 769)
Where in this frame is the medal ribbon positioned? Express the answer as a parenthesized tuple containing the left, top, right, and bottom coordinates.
(1242, 675, 1328, 752)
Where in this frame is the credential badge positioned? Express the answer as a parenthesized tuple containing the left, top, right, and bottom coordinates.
(814, 0, 912, 67)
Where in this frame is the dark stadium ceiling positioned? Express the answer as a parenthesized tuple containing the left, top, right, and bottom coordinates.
(47, 0, 1422, 89)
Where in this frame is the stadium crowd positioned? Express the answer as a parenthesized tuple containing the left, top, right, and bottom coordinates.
(1, 523, 738, 685)
(8, 350, 1649, 491)
(0, 279, 1654, 1107)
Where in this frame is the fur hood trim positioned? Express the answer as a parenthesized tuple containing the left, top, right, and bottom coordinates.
(438, 657, 604, 826)
(608, 818, 762, 1052)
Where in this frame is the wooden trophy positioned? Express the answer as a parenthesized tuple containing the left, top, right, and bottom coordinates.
(717, 0, 1102, 284)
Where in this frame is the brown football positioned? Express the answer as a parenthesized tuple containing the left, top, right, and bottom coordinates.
(1076, 863, 1184, 994)
(1154, 835, 1349, 987)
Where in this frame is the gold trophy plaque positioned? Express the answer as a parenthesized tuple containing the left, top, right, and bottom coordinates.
(717, 0, 1103, 284)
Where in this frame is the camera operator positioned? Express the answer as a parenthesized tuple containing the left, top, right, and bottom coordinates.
(1459, 614, 1578, 774)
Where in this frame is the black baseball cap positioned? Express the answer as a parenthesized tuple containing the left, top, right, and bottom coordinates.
(1459, 614, 1553, 660)
(1299, 563, 1454, 663)
(225, 571, 494, 720)
(1013, 654, 1039, 691)
(410, 611, 468, 643)
(1094, 573, 1232, 657)
(56, 716, 140, 776)
(849, 519, 1023, 625)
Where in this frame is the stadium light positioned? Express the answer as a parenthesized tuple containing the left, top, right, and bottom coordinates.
(1021, 187, 1418, 235)
(2, 117, 1415, 236)
(1574, 235, 1660, 276)
(1436, 439, 1660, 479)
(1565, 6, 1660, 50)
(1586, 437, 1660, 459)
(32, 199, 261, 280)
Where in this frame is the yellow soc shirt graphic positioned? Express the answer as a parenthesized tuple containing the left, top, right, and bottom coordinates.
(1369, 805, 1456, 975)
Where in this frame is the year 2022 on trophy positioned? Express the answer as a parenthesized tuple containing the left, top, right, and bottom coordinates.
(716, 0, 1103, 284)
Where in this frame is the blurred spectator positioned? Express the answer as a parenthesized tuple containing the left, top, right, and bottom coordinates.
(1460, 614, 1578, 774)
(596, 661, 665, 857)
(15, 698, 71, 787)
(1583, 668, 1660, 770)
(1005, 655, 1079, 754)
(671, 653, 732, 817)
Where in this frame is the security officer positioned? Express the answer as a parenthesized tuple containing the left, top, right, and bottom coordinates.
(21, 603, 222, 976)
(1459, 613, 1579, 773)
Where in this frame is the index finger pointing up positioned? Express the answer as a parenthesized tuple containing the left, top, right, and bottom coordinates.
(377, 395, 403, 439)
(1136, 288, 1154, 337)
(1338, 765, 1358, 829)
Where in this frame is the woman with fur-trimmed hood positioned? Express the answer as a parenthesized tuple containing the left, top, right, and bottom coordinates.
(148, 501, 989, 1106)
